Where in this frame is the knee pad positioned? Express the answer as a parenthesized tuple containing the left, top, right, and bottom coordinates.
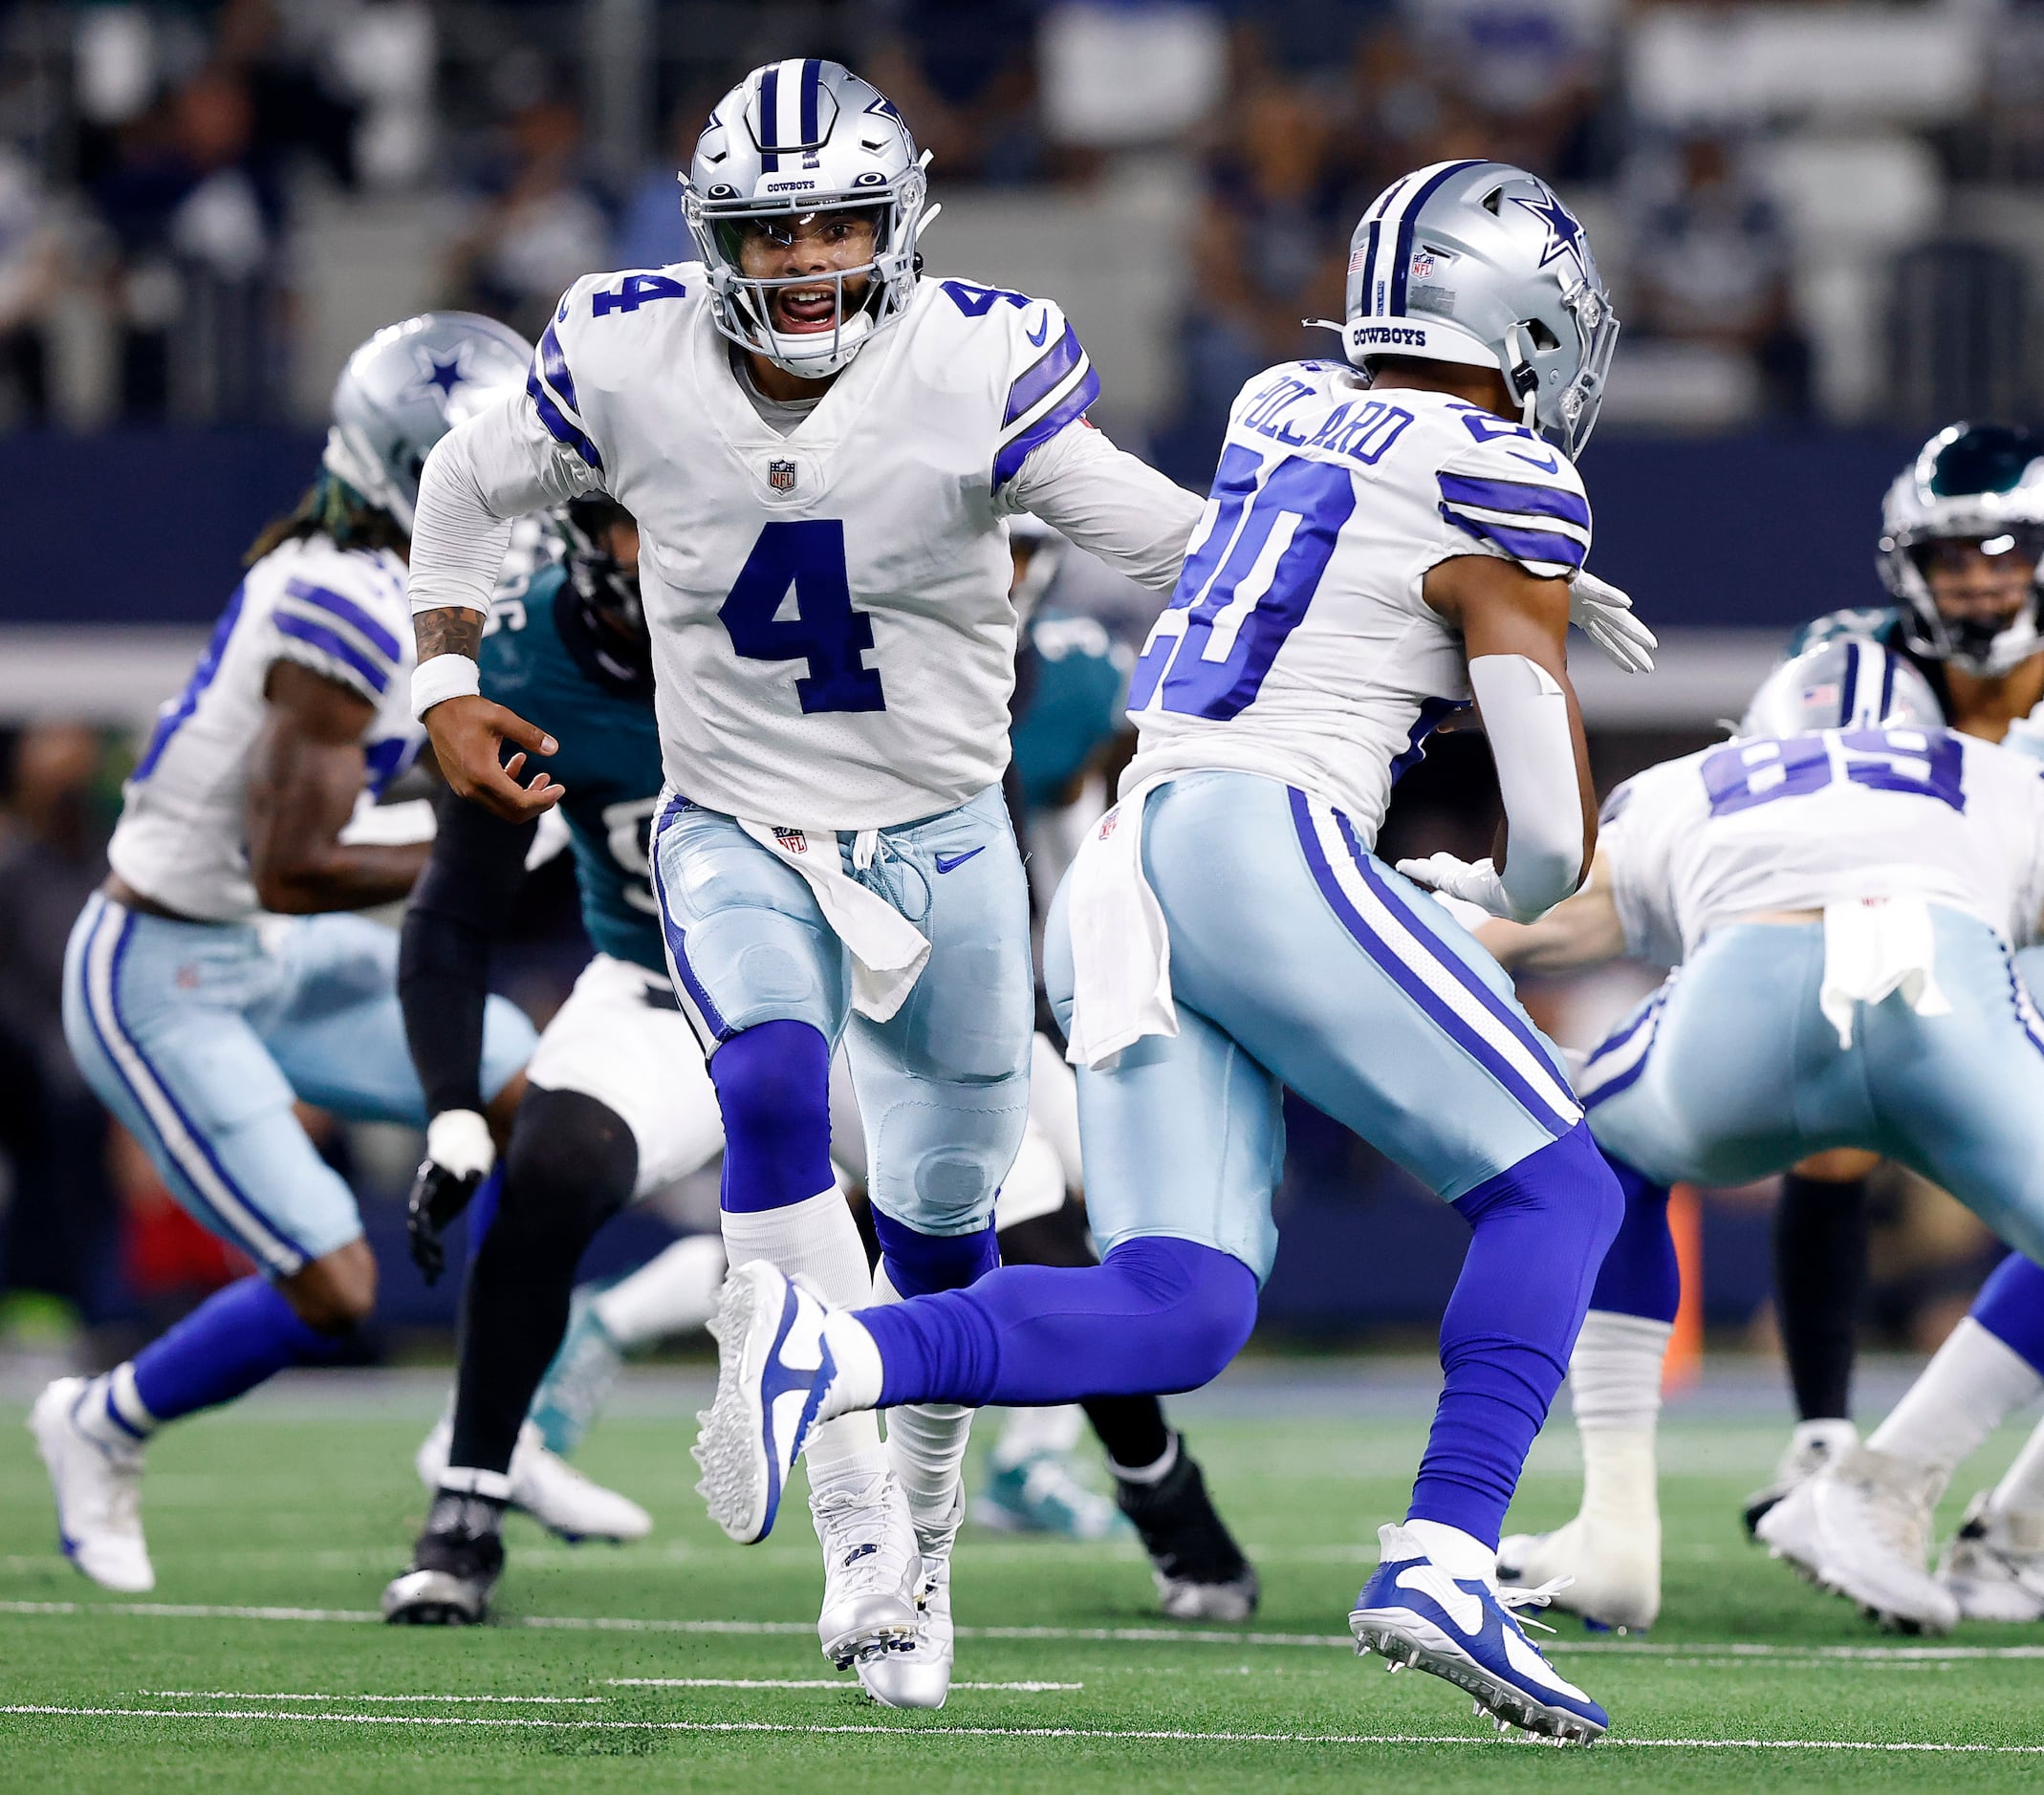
(501, 1087, 638, 1245)
(865, 1088, 1029, 1236)
(710, 1020, 834, 1212)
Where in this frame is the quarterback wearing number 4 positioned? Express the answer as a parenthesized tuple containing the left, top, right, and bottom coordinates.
(699, 159, 1655, 1744)
(402, 59, 1238, 1708)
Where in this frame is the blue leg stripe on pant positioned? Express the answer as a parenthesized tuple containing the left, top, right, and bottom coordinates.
(78, 900, 310, 1274)
(1580, 989, 1666, 1110)
(650, 794, 732, 1044)
(1288, 789, 1580, 1134)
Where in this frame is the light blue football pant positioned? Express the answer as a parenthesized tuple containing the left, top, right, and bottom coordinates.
(62, 893, 534, 1278)
(648, 783, 1033, 1236)
(1043, 772, 1585, 1283)
(1584, 909, 2044, 1267)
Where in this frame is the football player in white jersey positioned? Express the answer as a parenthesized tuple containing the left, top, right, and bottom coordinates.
(398, 59, 1222, 1705)
(1481, 641, 2044, 1633)
(28, 314, 545, 1593)
(694, 160, 1655, 1743)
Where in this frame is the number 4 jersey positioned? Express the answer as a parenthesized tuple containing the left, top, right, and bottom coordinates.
(412, 265, 1199, 831)
(1598, 728, 2044, 969)
(1121, 365, 1592, 846)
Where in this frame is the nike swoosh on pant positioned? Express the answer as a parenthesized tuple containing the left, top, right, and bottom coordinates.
(934, 848, 986, 875)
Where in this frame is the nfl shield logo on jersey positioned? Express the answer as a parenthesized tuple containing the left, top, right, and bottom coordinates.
(768, 459, 797, 493)
(773, 826, 808, 854)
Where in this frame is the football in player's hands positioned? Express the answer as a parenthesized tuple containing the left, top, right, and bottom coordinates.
(406, 1109, 496, 1285)
(1395, 852, 1516, 919)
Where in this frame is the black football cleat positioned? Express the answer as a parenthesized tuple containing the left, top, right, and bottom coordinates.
(1114, 1433, 1260, 1621)
(382, 1493, 507, 1626)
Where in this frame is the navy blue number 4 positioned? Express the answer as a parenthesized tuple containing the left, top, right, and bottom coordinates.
(720, 520, 886, 714)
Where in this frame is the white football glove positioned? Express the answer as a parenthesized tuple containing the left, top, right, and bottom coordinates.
(1395, 853, 1516, 920)
(1570, 570, 1656, 675)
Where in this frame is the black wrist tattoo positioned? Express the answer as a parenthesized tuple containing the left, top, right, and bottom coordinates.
(416, 607, 484, 662)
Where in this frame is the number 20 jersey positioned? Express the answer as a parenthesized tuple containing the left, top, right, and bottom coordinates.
(525, 266, 1100, 830)
(1599, 728, 2044, 968)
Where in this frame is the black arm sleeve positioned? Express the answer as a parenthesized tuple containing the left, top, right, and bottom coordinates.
(398, 786, 538, 1117)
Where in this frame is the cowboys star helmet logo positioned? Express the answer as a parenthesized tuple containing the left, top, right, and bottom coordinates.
(407, 343, 471, 407)
(1507, 188, 1589, 283)
(768, 459, 797, 492)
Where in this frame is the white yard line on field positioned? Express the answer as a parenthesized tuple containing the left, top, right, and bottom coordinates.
(7, 1600, 2044, 1662)
(142, 1689, 603, 1704)
(2, 1705, 2043, 1753)
(605, 1678, 1082, 1691)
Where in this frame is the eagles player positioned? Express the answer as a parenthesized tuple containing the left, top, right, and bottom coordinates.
(28, 314, 540, 1593)
(401, 57, 1226, 1698)
(1485, 642, 2044, 1633)
(1746, 424, 2044, 1538)
(696, 161, 1651, 1743)
(385, 499, 1258, 1661)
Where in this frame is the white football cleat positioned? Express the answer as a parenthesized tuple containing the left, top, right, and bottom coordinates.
(1783, 1447, 1958, 1633)
(1938, 1492, 2044, 1623)
(1497, 1506, 1660, 1633)
(810, 1468, 919, 1668)
(31, 1377, 155, 1593)
(416, 1417, 651, 1543)
(694, 1260, 835, 1544)
(859, 1491, 960, 1710)
(1743, 1417, 1858, 1537)
(1753, 1474, 1825, 1582)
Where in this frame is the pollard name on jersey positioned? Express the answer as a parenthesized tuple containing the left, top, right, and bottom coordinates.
(1598, 727, 2044, 968)
(108, 536, 422, 921)
(525, 266, 1098, 830)
(1120, 364, 1591, 843)
(479, 566, 666, 973)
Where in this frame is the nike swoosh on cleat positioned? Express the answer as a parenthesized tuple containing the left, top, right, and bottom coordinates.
(934, 848, 986, 875)
(1027, 313, 1050, 347)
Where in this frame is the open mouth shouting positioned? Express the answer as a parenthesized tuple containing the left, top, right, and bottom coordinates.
(772, 281, 842, 334)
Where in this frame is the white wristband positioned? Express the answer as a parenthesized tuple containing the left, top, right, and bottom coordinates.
(412, 653, 482, 722)
(425, 1108, 495, 1179)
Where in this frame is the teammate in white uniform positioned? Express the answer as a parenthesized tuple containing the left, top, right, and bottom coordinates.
(29, 314, 541, 1593)
(1484, 642, 2044, 1633)
(399, 60, 1209, 1706)
(695, 160, 1656, 1743)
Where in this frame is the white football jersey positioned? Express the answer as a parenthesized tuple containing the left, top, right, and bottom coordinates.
(517, 267, 1112, 829)
(1121, 366, 1591, 843)
(108, 535, 423, 921)
(1599, 727, 2044, 967)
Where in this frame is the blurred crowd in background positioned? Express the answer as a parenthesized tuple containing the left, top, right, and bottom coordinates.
(0, 0, 2021, 1369)
(1, 0, 2042, 449)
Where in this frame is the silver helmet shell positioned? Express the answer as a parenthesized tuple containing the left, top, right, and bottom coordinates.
(1878, 422, 2044, 677)
(683, 58, 928, 380)
(1339, 160, 1618, 459)
(1739, 639, 1942, 739)
(323, 311, 533, 531)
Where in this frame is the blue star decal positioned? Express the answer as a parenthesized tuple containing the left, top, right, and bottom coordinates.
(409, 346, 469, 403)
(1508, 189, 1587, 280)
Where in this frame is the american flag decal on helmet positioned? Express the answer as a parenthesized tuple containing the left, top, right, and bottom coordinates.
(769, 459, 797, 492)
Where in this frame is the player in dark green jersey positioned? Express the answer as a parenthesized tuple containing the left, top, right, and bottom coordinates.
(382, 503, 1254, 1631)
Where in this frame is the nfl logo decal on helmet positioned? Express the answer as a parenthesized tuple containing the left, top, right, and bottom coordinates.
(769, 459, 797, 493)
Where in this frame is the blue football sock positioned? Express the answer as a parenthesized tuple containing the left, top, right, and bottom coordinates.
(711, 1019, 834, 1213)
(125, 1275, 342, 1430)
(872, 1208, 997, 1297)
(1586, 1154, 1679, 1324)
(1407, 1123, 1623, 1547)
(856, 1234, 1257, 1408)
(1970, 1251, 2044, 1374)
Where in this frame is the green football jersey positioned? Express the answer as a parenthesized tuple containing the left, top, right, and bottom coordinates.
(478, 565, 665, 972)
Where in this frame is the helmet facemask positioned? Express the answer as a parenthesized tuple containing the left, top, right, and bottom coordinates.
(560, 496, 651, 684)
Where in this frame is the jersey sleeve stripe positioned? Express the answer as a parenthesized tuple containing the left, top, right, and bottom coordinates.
(1437, 507, 1588, 575)
(282, 578, 402, 660)
(538, 322, 585, 422)
(1437, 470, 1590, 530)
(1003, 324, 1085, 428)
(992, 362, 1100, 487)
(526, 369, 605, 473)
(273, 612, 392, 695)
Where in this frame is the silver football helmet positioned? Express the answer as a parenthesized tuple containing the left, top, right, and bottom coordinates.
(1336, 160, 1618, 459)
(323, 311, 533, 531)
(1739, 639, 1942, 739)
(683, 58, 931, 381)
(1878, 422, 2044, 677)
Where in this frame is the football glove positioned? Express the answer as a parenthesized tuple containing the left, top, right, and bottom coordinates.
(1570, 571, 1656, 675)
(1395, 853, 1517, 920)
(407, 1108, 495, 1286)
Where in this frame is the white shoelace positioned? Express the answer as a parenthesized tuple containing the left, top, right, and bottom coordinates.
(813, 1473, 917, 1591)
(1494, 1573, 1574, 1634)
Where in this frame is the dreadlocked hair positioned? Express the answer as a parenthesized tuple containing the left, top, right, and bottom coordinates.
(245, 471, 410, 566)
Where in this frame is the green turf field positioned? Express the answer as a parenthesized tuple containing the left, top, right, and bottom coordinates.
(4, 1364, 2041, 1792)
